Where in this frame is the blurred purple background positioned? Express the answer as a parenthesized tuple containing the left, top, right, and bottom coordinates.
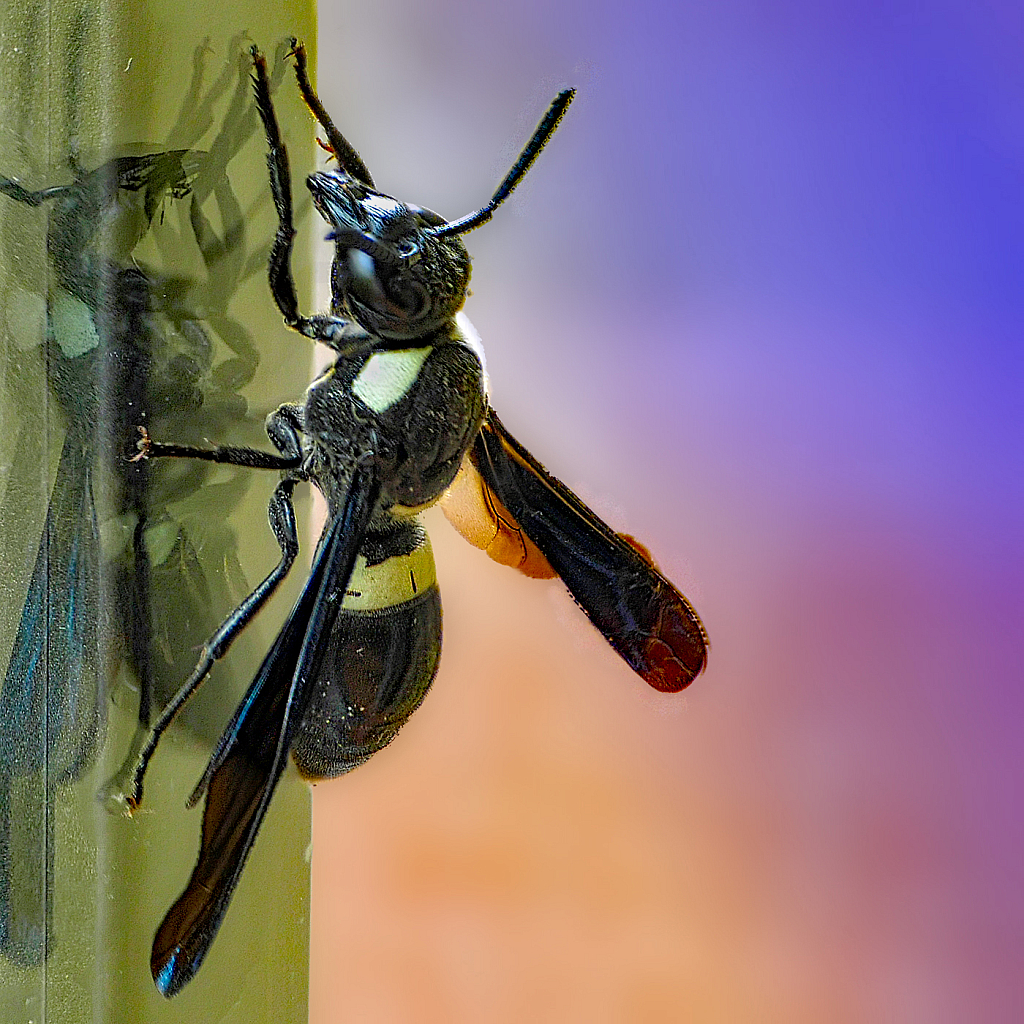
(309, 2, 1022, 1021)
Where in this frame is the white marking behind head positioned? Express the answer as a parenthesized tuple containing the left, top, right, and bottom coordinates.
(352, 347, 432, 412)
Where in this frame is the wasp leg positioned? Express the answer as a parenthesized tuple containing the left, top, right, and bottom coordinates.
(115, 477, 301, 810)
(133, 428, 301, 471)
(133, 401, 306, 470)
(106, 405, 307, 806)
(287, 40, 374, 187)
(249, 46, 364, 349)
(0, 175, 67, 207)
(249, 45, 300, 327)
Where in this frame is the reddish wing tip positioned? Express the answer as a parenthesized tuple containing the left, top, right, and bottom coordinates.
(640, 599, 708, 692)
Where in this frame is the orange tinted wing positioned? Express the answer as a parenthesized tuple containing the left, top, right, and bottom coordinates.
(472, 408, 708, 691)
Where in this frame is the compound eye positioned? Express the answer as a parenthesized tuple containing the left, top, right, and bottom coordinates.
(345, 249, 386, 305)
(346, 248, 431, 324)
(383, 272, 430, 319)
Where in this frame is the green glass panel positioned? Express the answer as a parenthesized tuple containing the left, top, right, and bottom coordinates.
(0, 3, 318, 1020)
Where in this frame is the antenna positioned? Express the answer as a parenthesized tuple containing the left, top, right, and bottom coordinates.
(428, 88, 575, 239)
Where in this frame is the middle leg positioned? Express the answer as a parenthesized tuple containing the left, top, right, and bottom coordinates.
(122, 476, 302, 808)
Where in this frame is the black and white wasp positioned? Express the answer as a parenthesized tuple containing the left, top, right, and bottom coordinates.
(128, 42, 709, 997)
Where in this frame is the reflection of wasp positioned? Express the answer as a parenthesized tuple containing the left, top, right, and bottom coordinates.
(0, 151, 201, 965)
(128, 42, 708, 996)
(0, 39, 290, 966)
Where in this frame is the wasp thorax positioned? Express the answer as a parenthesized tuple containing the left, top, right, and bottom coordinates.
(308, 172, 471, 339)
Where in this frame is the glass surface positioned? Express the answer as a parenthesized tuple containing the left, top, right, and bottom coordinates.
(0, 2, 317, 1020)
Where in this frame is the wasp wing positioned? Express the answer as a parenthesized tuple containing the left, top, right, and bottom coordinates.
(472, 408, 708, 692)
(151, 465, 379, 997)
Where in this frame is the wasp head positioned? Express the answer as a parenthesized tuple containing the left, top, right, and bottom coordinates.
(308, 171, 471, 341)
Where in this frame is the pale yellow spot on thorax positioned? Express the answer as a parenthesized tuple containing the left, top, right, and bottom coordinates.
(352, 347, 431, 413)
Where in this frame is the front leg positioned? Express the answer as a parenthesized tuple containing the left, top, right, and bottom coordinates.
(249, 47, 398, 358)
(133, 401, 306, 470)
(250, 45, 348, 343)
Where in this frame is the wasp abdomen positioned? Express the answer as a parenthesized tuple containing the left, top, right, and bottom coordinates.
(290, 520, 441, 779)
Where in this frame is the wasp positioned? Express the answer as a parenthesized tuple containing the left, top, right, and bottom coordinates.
(127, 41, 708, 997)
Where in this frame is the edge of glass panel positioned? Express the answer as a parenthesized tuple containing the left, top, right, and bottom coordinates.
(0, 3, 317, 1020)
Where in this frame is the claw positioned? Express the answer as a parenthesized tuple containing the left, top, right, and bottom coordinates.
(130, 425, 152, 462)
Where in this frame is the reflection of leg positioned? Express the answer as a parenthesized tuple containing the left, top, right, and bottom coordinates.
(120, 478, 301, 809)
(129, 510, 156, 730)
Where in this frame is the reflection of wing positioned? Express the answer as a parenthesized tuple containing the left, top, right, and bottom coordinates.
(472, 408, 708, 692)
(151, 466, 380, 997)
(0, 435, 103, 964)
(0, 435, 103, 780)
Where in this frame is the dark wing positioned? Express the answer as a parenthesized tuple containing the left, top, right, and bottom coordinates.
(151, 465, 380, 997)
(472, 408, 708, 692)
